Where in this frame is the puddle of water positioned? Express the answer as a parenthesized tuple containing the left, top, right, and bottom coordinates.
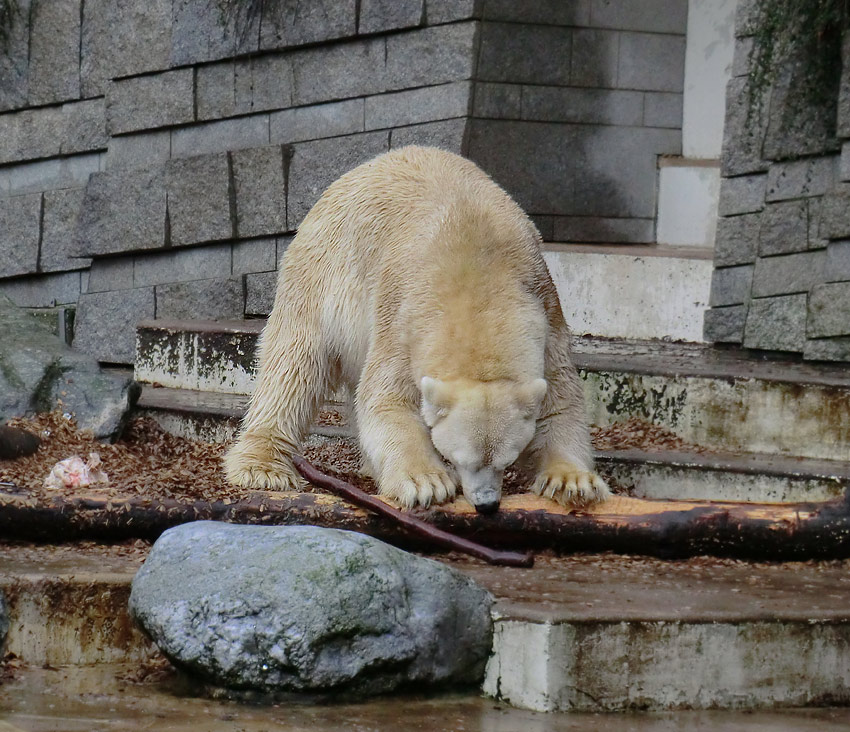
(3, 666, 850, 732)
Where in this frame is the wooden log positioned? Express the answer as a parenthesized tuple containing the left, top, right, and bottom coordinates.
(2, 485, 850, 560)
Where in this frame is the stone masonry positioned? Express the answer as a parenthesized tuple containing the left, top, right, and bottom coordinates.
(0, 0, 687, 364)
(705, 2, 850, 362)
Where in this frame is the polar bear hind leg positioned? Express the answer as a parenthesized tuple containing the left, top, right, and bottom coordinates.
(224, 290, 330, 491)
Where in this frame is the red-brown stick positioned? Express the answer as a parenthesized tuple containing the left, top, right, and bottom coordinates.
(293, 455, 534, 568)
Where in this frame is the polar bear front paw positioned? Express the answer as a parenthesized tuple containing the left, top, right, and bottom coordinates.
(531, 461, 610, 508)
(379, 467, 457, 509)
(223, 436, 303, 491)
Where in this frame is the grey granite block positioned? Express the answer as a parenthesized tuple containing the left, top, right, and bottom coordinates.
(105, 132, 172, 171)
(75, 167, 167, 257)
(762, 50, 839, 161)
(838, 37, 850, 138)
(196, 61, 241, 121)
(386, 23, 478, 89)
(472, 83, 521, 119)
(758, 199, 809, 256)
(714, 213, 760, 266)
(426, 0, 481, 24)
(233, 238, 277, 276)
(0, 271, 82, 308)
(80, 0, 171, 97)
(743, 294, 807, 353)
(366, 82, 471, 130)
(589, 0, 687, 33)
(165, 154, 234, 247)
(390, 118, 467, 152)
(27, 0, 81, 105)
(751, 250, 825, 298)
(731, 37, 754, 77)
(482, 0, 588, 25)
(171, 116, 271, 159)
(617, 32, 686, 93)
(0, 0, 31, 111)
(571, 29, 618, 88)
(287, 131, 389, 229)
(643, 92, 683, 128)
(521, 86, 643, 126)
(292, 37, 387, 106)
(552, 216, 654, 244)
(133, 243, 233, 287)
(709, 265, 754, 307)
(803, 336, 850, 362)
(478, 22, 570, 85)
(0, 106, 63, 164)
(245, 271, 278, 315)
(467, 119, 576, 217)
(107, 69, 194, 135)
(359, 0, 423, 33)
(171, 0, 259, 66)
(86, 257, 134, 293)
(62, 99, 108, 155)
(718, 174, 766, 216)
(232, 146, 287, 238)
(155, 277, 244, 320)
(8, 154, 101, 195)
(40, 188, 90, 273)
(808, 282, 850, 338)
(819, 184, 850, 240)
(720, 78, 769, 177)
(0, 193, 41, 278)
(765, 157, 836, 202)
(703, 305, 746, 344)
(270, 99, 365, 144)
(260, 0, 356, 50)
(572, 125, 680, 218)
(825, 239, 850, 281)
(73, 287, 155, 363)
(249, 54, 295, 113)
(734, 0, 758, 37)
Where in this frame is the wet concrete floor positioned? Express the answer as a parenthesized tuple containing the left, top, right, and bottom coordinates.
(3, 666, 850, 732)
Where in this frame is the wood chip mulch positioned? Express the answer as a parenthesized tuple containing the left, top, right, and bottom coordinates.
(0, 411, 706, 505)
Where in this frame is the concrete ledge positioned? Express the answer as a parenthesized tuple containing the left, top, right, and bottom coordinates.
(6, 547, 850, 713)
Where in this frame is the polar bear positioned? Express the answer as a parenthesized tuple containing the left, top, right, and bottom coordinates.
(224, 146, 609, 513)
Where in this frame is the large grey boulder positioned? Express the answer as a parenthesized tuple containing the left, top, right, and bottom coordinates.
(130, 523, 493, 696)
(0, 294, 138, 439)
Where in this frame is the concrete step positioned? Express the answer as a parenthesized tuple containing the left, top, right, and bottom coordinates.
(542, 243, 713, 342)
(135, 324, 850, 461)
(135, 386, 850, 504)
(5, 543, 850, 714)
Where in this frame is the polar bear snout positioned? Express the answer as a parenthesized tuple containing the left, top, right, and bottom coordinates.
(458, 465, 503, 514)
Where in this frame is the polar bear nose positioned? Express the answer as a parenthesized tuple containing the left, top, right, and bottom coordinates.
(475, 499, 500, 515)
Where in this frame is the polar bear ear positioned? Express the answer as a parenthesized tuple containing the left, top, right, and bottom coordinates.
(421, 376, 445, 405)
(518, 378, 548, 417)
(421, 376, 451, 426)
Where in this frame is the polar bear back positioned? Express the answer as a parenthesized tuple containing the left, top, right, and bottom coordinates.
(278, 146, 556, 387)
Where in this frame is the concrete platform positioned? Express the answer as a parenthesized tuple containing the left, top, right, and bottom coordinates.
(134, 322, 850, 461)
(135, 386, 850, 504)
(542, 243, 713, 342)
(4, 543, 850, 714)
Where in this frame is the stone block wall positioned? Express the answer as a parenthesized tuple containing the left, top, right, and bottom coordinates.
(0, 0, 687, 364)
(704, 1, 850, 362)
(468, 0, 686, 243)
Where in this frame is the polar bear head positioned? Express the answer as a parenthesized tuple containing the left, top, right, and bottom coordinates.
(420, 376, 547, 514)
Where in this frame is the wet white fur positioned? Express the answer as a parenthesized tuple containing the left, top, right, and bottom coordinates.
(224, 146, 609, 509)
